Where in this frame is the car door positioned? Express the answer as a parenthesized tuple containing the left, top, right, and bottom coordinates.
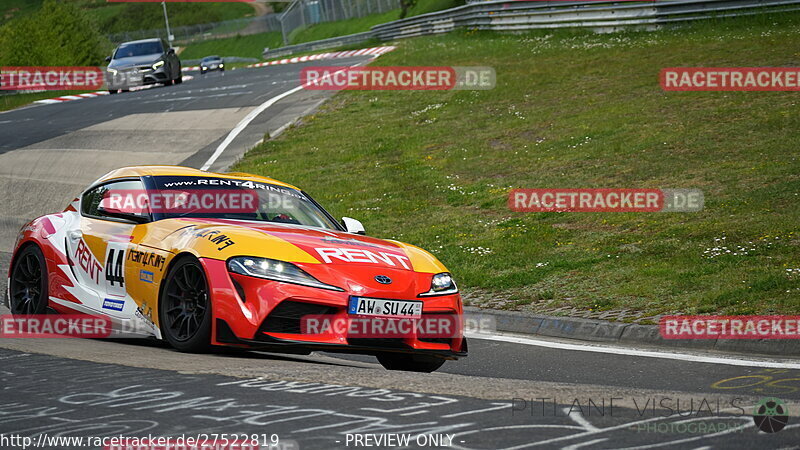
(66, 178, 150, 319)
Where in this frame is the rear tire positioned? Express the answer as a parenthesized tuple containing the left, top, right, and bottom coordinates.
(159, 257, 212, 352)
(175, 72, 183, 84)
(108, 89, 118, 94)
(9, 245, 48, 315)
(376, 353, 446, 373)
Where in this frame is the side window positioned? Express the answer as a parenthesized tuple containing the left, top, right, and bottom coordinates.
(81, 180, 148, 220)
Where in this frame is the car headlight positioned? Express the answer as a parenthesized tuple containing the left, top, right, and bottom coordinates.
(107, 68, 117, 75)
(152, 60, 165, 70)
(219, 63, 224, 67)
(201, 66, 208, 70)
(227, 256, 343, 291)
(418, 272, 458, 297)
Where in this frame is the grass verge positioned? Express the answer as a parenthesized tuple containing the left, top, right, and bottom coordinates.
(179, 32, 284, 60)
(234, 14, 800, 318)
(290, 9, 401, 44)
(0, 91, 86, 112)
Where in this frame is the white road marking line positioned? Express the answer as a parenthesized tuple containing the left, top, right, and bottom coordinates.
(564, 407, 601, 432)
(466, 331, 800, 369)
(200, 61, 369, 172)
(199, 84, 304, 171)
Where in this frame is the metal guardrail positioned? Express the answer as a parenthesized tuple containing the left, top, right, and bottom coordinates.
(264, 31, 376, 59)
(263, 0, 800, 58)
(278, 0, 401, 45)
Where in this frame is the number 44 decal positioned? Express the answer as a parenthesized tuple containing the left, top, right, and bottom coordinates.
(105, 243, 127, 296)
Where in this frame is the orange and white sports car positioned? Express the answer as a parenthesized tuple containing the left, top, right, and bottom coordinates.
(6, 166, 466, 372)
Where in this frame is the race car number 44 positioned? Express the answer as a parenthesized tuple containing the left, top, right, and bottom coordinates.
(348, 297, 422, 318)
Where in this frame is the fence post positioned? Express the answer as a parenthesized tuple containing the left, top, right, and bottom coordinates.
(280, 15, 289, 45)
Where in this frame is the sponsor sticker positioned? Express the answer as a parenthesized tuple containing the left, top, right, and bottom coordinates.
(102, 298, 125, 312)
(314, 247, 411, 269)
(139, 270, 155, 283)
(74, 238, 103, 284)
(128, 249, 166, 270)
(195, 229, 236, 251)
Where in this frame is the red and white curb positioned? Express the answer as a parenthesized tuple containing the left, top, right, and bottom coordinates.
(33, 75, 195, 105)
(247, 46, 396, 68)
(35, 91, 109, 104)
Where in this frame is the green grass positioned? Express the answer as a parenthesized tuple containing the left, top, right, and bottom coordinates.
(234, 13, 800, 317)
(0, 0, 42, 24)
(179, 32, 283, 60)
(0, 91, 87, 112)
(407, 0, 465, 17)
(1, 0, 255, 32)
(290, 9, 401, 44)
(288, 1, 465, 45)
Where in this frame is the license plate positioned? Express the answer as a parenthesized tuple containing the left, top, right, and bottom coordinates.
(348, 297, 422, 318)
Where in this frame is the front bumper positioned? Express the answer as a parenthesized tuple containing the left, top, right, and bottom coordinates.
(106, 66, 169, 89)
(200, 258, 467, 359)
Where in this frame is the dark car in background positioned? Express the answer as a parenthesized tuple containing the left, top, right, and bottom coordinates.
(200, 55, 225, 75)
(105, 38, 182, 93)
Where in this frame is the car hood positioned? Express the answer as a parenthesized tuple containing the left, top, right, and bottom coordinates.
(108, 54, 162, 69)
(144, 218, 447, 275)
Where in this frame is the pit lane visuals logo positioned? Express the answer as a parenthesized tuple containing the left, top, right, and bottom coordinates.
(752, 397, 789, 433)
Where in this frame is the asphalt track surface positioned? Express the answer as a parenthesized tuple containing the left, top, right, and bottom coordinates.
(0, 57, 799, 449)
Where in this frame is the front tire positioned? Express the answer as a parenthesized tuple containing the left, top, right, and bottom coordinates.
(376, 353, 446, 373)
(159, 257, 211, 352)
(9, 245, 48, 315)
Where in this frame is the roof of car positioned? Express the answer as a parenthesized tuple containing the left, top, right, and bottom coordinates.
(119, 38, 162, 45)
(203, 55, 221, 59)
(98, 166, 301, 191)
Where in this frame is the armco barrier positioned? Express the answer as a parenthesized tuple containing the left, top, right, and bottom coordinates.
(264, 0, 800, 58)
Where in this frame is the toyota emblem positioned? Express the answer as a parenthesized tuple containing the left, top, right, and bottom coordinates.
(374, 275, 392, 284)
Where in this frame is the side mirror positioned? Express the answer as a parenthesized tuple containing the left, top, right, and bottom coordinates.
(341, 217, 365, 235)
(167, 48, 176, 55)
(105, 56, 112, 62)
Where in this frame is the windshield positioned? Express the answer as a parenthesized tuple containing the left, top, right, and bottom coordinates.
(148, 176, 340, 230)
(114, 41, 163, 59)
(202, 56, 221, 62)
